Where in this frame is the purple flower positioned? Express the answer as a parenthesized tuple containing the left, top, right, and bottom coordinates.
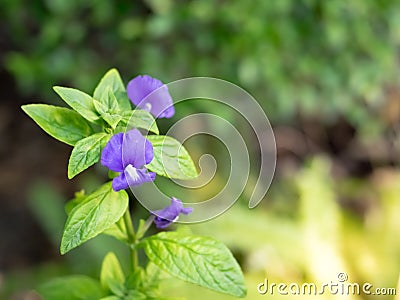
(152, 197, 192, 229)
(101, 129, 156, 191)
(127, 75, 175, 118)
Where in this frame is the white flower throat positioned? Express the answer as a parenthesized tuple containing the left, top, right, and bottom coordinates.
(125, 164, 140, 181)
(144, 103, 152, 112)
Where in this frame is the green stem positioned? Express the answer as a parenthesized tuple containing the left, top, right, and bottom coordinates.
(136, 215, 155, 240)
(123, 207, 138, 271)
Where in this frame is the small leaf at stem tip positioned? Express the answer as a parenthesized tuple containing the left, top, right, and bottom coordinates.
(93, 68, 131, 111)
(93, 99, 122, 129)
(104, 87, 120, 112)
(100, 252, 125, 295)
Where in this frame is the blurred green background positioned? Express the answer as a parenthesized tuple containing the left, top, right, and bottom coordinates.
(1, 0, 400, 299)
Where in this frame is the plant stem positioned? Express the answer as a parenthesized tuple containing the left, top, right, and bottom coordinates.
(138, 215, 155, 239)
(123, 207, 138, 271)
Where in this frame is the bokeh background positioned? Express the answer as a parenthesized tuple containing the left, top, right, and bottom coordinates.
(1, 0, 400, 299)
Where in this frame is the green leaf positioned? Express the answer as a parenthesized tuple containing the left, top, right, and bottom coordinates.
(53, 86, 100, 123)
(146, 136, 198, 179)
(123, 266, 182, 300)
(117, 110, 159, 134)
(60, 182, 129, 254)
(140, 232, 247, 298)
(124, 291, 147, 300)
(125, 265, 175, 300)
(94, 99, 122, 129)
(37, 275, 103, 300)
(22, 104, 94, 146)
(103, 215, 129, 243)
(139, 262, 166, 291)
(94, 68, 131, 111)
(102, 292, 178, 300)
(68, 132, 111, 179)
(94, 87, 119, 113)
(125, 268, 145, 291)
(101, 291, 147, 300)
(100, 252, 125, 296)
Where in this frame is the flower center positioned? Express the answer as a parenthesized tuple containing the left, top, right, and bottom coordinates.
(144, 103, 152, 112)
(125, 164, 140, 181)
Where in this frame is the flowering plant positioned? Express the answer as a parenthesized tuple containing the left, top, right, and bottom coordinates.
(22, 69, 246, 299)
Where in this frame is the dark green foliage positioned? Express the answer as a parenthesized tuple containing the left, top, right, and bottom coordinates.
(4, 0, 400, 135)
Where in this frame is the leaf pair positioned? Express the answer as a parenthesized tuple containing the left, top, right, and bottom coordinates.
(100, 253, 163, 299)
(53, 68, 130, 126)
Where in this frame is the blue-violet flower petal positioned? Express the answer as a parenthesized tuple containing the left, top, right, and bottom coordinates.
(101, 129, 155, 191)
(122, 128, 154, 168)
(152, 197, 192, 229)
(101, 133, 124, 172)
(127, 75, 175, 118)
